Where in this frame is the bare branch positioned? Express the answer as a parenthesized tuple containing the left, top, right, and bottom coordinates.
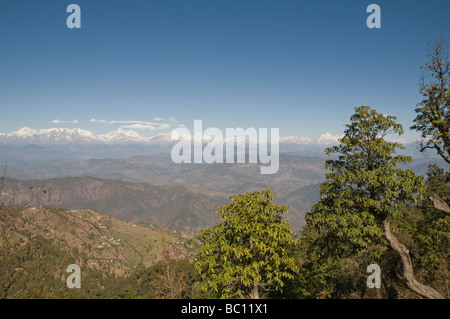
(383, 219, 444, 299)
(21, 185, 45, 208)
(429, 194, 450, 214)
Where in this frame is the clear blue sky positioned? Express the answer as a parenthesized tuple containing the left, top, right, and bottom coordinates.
(1, 0, 449, 139)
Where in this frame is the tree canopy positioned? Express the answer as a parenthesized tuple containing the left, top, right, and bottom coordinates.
(307, 106, 423, 253)
(302, 106, 444, 298)
(194, 189, 300, 299)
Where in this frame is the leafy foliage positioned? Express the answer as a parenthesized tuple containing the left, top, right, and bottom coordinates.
(194, 189, 300, 299)
(301, 106, 425, 298)
(0, 227, 199, 299)
(309, 106, 424, 250)
(412, 165, 450, 296)
(0, 233, 107, 299)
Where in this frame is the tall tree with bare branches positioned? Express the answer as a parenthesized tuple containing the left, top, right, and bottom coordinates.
(411, 37, 450, 164)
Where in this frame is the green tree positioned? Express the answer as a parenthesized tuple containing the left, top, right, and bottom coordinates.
(194, 189, 300, 299)
(305, 106, 444, 299)
(411, 37, 450, 164)
(413, 165, 450, 297)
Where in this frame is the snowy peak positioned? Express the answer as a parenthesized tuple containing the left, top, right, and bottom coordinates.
(13, 127, 37, 137)
(0, 127, 148, 145)
(148, 131, 179, 144)
(0, 127, 98, 145)
(99, 128, 150, 144)
(316, 132, 342, 145)
(0, 127, 345, 146)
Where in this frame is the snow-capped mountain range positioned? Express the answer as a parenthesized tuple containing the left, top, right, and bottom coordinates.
(0, 127, 343, 146)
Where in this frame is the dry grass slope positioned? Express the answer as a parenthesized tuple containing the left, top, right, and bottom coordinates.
(0, 206, 195, 276)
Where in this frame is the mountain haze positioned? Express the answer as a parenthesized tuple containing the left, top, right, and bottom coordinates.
(3, 177, 226, 235)
(0, 126, 443, 237)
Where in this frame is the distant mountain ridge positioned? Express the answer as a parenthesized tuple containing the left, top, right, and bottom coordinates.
(2, 176, 227, 235)
(0, 127, 152, 145)
(0, 126, 346, 146)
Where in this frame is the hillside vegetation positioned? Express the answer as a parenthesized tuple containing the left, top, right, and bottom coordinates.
(0, 206, 197, 298)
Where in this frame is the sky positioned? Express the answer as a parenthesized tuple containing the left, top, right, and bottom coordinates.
(0, 0, 449, 140)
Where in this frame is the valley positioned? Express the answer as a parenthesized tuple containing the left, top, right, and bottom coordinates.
(1, 140, 445, 236)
